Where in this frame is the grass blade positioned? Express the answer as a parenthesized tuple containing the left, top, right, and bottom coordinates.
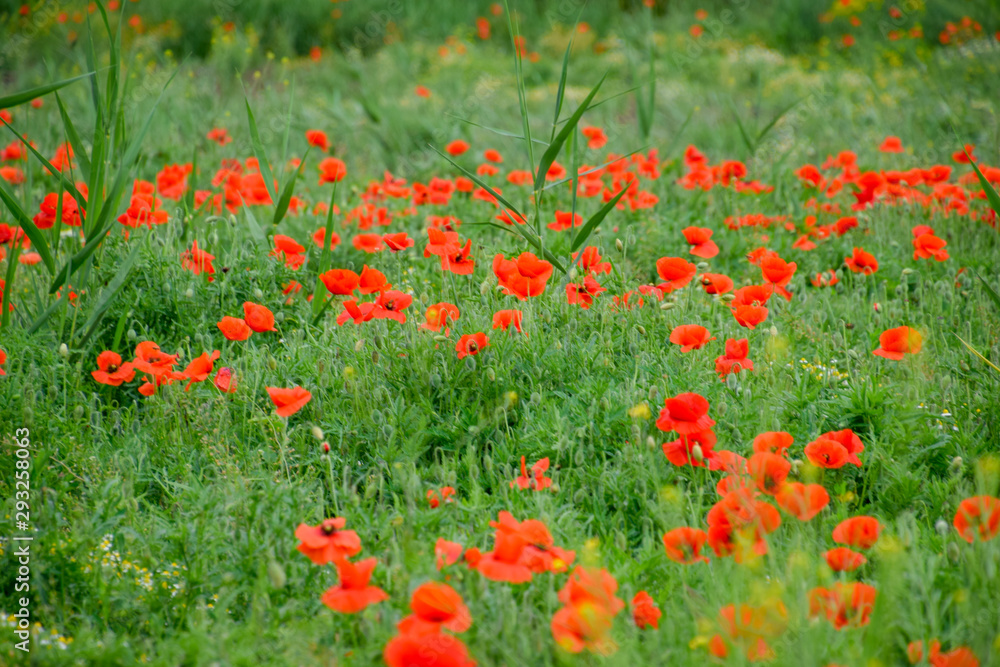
(0, 180, 55, 272)
(55, 92, 92, 181)
(470, 220, 566, 273)
(755, 96, 804, 146)
(954, 333, 1000, 374)
(570, 185, 630, 253)
(503, 1, 535, 172)
(244, 97, 278, 205)
(0, 73, 94, 110)
(966, 150, 1000, 218)
(272, 149, 308, 227)
(311, 183, 339, 321)
(728, 99, 755, 155)
(3, 121, 88, 216)
(551, 33, 575, 142)
(534, 72, 607, 194)
(76, 237, 145, 346)
(443, 113, 550, 146)
(429, 145, 526, 221)
(976, 271, 1000, 312)
(540, 148, 645, 192)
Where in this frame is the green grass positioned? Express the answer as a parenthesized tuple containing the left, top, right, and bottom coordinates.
(1, 2, 1000, 665)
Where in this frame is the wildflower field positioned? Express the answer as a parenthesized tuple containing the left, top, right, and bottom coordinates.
(1, 0, 1000, 665)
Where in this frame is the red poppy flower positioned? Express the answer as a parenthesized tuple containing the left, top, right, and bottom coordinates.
(752, 431, 792, 456)
(358, 265, 392, 294)
(446, 139, 470, 156)
(0, 348, 7, 376)
(320, 268, 360, 295)
(812, 270, 839, 287)
(707, 489, 782, 561)
(669, 324, 715, 352)
(311, 227, 341, 250)
(573, 246, 611, 274)
(631, 591, 661, 630)
(337, 300, 376, 326)
(353, 233, 384, 253)
(398, 581, 472, 635)
(321, 557, 389, 613)
(180, 241, 216, 280)
(824, 547, 867, 572)
(420, 302, 460, 336)
(270, 235, 305, 269)
(551, 603, 616, 655)
(662, 527, 709, 564)
(760, 253, 797, 301)
(266, 386, 312, 417)
(873, 326, 922, 360)
(662, 429, 716, 467)
(913, 233, 948, 262)
(774, 482, 829, 521)
(91, 351, 136, 386)
(483, 148, 502, 163)
(217, 316, 252, 341)
(683, 226, 719, 258)
(318, 157, 347, 184)
(548, 210, 582, 231)
(953, 496, 1000, 543)
(747, 452, 791, 495)
(305, 129, 329, 151)
(655, 257, 697, 293)
(565, 275, 606, 309)
(809, 582, 876, 629)
(214, 367, 237, 393)
(383, 632, 476, 667)
(492, 309, 523, 333)
(510, 456, 553, 491)
(456, 332, 489, 359)
(435, 538, 464, 570)
(493, 252, 553, 300)
(877, 135, 904, 153)
(181, 350, 220, 390)
(805, 438, 849, 468)
(475, 512, 534, 583)
(372, 290, 412, 323)
(817, 428, 864, 466)
(581, 126, 608, 150)
(845, 247, 878, 274)
(243, 302, 276, 332)
(832, 516, 881, 549)
(295, 517, 362, 564)
(656, 392, 715, 435)
(700, 273, 734, 294)
(383, 232, 415, 252)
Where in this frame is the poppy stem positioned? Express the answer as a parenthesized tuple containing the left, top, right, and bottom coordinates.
(278, 418, 292, 484)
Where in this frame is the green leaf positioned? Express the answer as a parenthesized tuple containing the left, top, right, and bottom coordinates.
(954, 333, 1000, 374)
(551, 33, 575, 142)
(0, 179, 55, 272)
(534, 72, 607, 194)
(967, 152, 1000, 219)
(443, 113, 550, 146)
(76, 238, 145, 346)
(244, 97, 278, 205)
(311, 183, 339, 321)
(243, 204, 270, 250)
(976, 271, 1000, 312)
(55, 92, 92, 181)
(729, 99, 755, 155)
(755, 96, 804, 146)
(503, 1, 535, 173)
(0, 223, 23, 329)
(429, 145, 526, 221)
(271, 149, 308, 227)
(571, 185, 630, 253)
(0, 72, 93, 110)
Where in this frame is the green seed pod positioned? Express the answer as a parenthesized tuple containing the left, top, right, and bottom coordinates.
(253, 288, 264, 301)
(486, 368, 496, 381)
(483, 454, 493, 473)
(725, 373, 739, 391)
(267, 560, 286, 589)
(127, 329, 137, 341)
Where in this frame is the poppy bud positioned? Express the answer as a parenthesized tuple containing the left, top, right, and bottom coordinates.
(267, 356, 276, 370)
(354, 338, 365, 352)
(267, 560, 286, 589)
(127, 328, 136, 341)
(479, 281, 490, 296)
(176, 348, 185, 360)
(696, 262, 710, 271)
(615, 238, 624, 253)
(901, 268, 914, 275)
(791, 459, 803, 475)
(321, 441, 330, 453)
(768, 325, 778, 337)
(382, 424, 394, 439)
(483, 454, 493, 473)
(433, 335, 447, 342)
(373, 334, 383, 348)
(464, 356, 476, 371)
(637, 325, 647, 336)
(365, 477, 379, 499)
(486, 368, 496, 381)
(846, 348, 860, 360)
(420, 292, 429, 305)
(569, 268, 578, 280)
(647, 385, 658, 402)
(873, 302, 881, 312)
(935, 518, 949, 535)
(228, 214, 238, 226)
(958, 360, 970, 372)
(660, 302, 675, 310)
(58, 343, 69, 357)
(947, 541, 960, 564)
(275, 312, 285, 324)
(184, 287, 194, 299)
(950, 456, 963, 474)
(530, 391, 541, 405)
(371, 349, 379, 364)
(73, 405, 85, 420)
(645, 435, 655, 449)
(691, 444, 704, 462)
(311, 426, 324, 440)
(253, 288, 264, 301)
(725, 373, 739, 391)
(614, 530, 627, 550)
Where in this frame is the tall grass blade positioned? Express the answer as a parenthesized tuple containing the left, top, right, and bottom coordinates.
(0, 180, 55, 272)
(955, 334, 1000, 375)
(0, 73, 93, 110)
(244, 98, 278, 205)
(430, 146, 526, 221)
(534, 72, 607, 194)
(55, 92, 92, 181)
(272, 150, 308, 227)
(76, 238, 145, 346)
(571, 185, 630, 253)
